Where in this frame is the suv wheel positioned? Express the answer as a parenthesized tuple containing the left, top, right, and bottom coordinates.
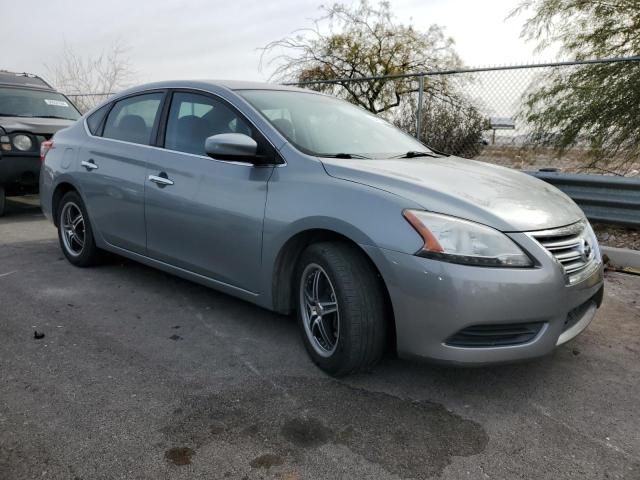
(57, 191, 100, 267)
(295, 242, 387, 376)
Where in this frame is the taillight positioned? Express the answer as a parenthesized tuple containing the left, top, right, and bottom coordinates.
(40, 139, 54, 162)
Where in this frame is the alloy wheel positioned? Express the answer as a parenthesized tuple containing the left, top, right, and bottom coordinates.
(60, 202, 85, 257)
(300, 263, 340, 357)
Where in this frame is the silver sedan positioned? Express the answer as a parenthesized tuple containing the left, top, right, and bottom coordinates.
(39, 80, 604, 375)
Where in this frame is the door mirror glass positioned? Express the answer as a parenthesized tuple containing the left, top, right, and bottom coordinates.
(205, 133, 259, 162)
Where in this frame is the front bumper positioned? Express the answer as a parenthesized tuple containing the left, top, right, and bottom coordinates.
(363, 235, 604, 365)
(0, 153, 41, 194)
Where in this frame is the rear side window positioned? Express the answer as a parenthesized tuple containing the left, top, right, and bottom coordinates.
(102, 93, 163, 145)
(164, 92, 253, 156)
(86, 103, 111, 135)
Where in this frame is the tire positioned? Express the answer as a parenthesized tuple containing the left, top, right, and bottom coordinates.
(57, 191, 100, 267)
(0, 186, 5, 217)
(294, 241, 387, 376)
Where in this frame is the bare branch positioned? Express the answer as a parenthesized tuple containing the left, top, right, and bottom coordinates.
(45, 41, 135, 112)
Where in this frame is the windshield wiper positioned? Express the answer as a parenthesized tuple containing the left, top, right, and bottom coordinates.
(318, 153, 371, 159)
(0, 113, 74, 120)
(34, 115, 75, 120)
(394, 150, 439, 158)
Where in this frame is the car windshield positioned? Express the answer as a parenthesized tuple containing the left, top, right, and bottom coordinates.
(238, 89, 431, 159)
(0, 87, 81, 121)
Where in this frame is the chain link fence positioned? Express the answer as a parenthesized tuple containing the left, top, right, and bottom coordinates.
(285, 57, 640, 176)
(65, 57, 640, 176)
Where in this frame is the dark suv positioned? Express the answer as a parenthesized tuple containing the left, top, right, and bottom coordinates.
(0, 71, 81, 215)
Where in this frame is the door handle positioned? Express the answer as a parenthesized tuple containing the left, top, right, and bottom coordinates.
(148, 173, 174, 187)
(81, 159, 98, 171)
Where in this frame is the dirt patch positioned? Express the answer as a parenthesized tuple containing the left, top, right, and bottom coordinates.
(250, 453, 284, 469)
(164, 447, 194, 466)
(280, 417, 331, 448)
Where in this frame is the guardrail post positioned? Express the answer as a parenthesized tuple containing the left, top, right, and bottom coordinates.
(416, 75, 424, 141)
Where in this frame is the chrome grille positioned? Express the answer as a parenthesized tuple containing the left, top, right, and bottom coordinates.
(531, 222, 598, 283)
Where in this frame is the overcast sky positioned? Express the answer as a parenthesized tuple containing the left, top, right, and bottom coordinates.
(4, 0, 556, 87)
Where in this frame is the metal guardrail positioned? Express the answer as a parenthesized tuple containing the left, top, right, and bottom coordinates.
(528, 171, 640, 228)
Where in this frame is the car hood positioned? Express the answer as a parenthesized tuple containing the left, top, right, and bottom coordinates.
(0, 116, 76, 135)
(320, 155, 584, 232)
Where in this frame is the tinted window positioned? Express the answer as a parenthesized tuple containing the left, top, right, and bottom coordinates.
(102, 93, 163, 145)
(164, 92, 252, 156)
(86, 103, 111, 135)
(0, 87, 81, 120)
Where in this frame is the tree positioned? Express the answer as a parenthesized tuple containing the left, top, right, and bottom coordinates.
(261, 1, 462, 114)
(46, 42, 133, 112)
(514, 0, 640, 172)
(394, 95, 490, 157)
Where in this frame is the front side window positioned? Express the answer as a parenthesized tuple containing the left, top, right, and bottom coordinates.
(164, 92, 252, 156)
(102, 93, 163, 145)
(238, 89, 430, 159)
(0, 87, 81, 121)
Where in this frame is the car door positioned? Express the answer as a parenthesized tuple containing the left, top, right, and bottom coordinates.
(80, 91, 165, 254)
(144, 90, 276, 293)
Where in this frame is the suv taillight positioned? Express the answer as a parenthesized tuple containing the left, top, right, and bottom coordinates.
(40, 139, 54, 162)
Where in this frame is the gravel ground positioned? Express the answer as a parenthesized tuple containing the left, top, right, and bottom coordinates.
(593, 224, 640, 252)
(1, 196, 640, 480)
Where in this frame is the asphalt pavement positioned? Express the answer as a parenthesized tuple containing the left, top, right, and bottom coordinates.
(1, 195, 639, 480)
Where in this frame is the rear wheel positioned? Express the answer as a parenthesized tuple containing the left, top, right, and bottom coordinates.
(57, 191, 100, 267)
(295, 242, 387, 376)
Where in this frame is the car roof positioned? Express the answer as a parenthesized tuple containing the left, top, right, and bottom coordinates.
(209, 80, 306, 91)
(0, 71, 53, 90)
(115, 79, 316, 97)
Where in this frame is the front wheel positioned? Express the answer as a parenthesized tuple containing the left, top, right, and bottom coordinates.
(57, 191, 101, 267)
(295, 242, 387, 376)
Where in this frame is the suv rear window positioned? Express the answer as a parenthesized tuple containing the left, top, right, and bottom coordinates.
(0, 87, 81, 120)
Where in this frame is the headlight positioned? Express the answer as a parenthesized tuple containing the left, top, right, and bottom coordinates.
(403, 210, 533, 267)
(584, 220, 601, 261)
(12, 134, 33, 151)
(0, 135, 10, 152)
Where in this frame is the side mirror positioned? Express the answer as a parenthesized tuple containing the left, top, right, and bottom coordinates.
(204, 133, 259, 162)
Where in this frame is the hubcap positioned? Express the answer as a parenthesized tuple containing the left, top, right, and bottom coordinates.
(60, 202, 85, 257)
(299, 263, 340, 357)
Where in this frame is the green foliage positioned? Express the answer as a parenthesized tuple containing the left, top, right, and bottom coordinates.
(262, 0, 461, 114)
(515, 0, 640, 171)
(515, 0, 640, 59)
